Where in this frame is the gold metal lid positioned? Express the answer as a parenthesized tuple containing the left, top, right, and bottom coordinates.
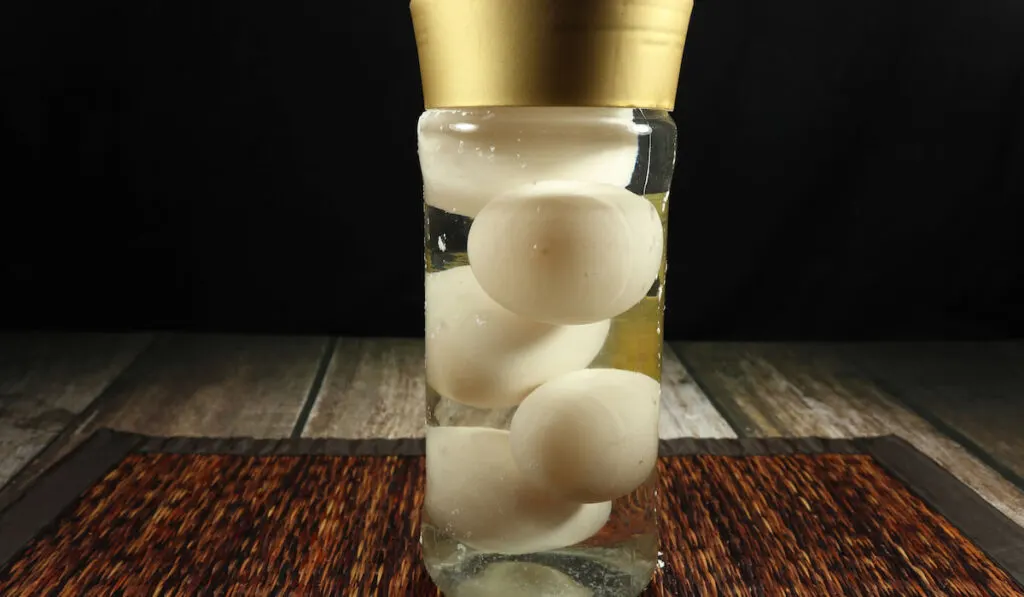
(410, 0, 695, 110)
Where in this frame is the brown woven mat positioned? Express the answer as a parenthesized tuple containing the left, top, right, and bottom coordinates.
(0, 432, 1022, 596)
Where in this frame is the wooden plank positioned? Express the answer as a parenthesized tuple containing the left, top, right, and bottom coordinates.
(304, 338, 426, 438)
(836, 342, 1024, 487)
(660, 345, 737, 439)
(305, 338, 736, 439)
(674, 341, 1024, 527)
(0, 333, 328, 512)
(0, 333, 151, 489)
(98, 334, 328, 437)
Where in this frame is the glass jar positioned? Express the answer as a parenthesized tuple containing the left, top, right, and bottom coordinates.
(420, 106, 676, 596)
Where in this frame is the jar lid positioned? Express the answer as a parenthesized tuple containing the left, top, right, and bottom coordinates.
(410, 0, 694, 110)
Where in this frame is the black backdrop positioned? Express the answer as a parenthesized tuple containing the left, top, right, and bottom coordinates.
(2, 0, 1022, 339)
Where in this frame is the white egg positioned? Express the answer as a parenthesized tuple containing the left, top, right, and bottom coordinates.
(509, 368, 661, 504)
(425, 426, 612, 555)
(605, 192, 665, 318)
(453, 562, 593, 597)
(467, 181, 664, 325)
(426, 266, 610, 408)
(418, 107, 640, 218)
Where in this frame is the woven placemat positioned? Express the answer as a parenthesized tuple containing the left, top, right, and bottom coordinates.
(0, 431, 1022, 596)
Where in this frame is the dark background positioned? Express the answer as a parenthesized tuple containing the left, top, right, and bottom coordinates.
(1, 0, 1022, 340)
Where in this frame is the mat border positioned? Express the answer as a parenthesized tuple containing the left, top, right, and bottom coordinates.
(0, 430, 1021, 587)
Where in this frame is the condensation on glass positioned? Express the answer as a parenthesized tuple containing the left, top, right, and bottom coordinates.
(419, 106, 677, 596)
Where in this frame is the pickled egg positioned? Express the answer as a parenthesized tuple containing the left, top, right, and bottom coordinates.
(425, 426, 612, 555)
(453, 562, 592, 597)
(426, 266, 610, 408)
(509, 368, 661, 503)
(418, 107, 640, 218)
(467, 181, 663, 325)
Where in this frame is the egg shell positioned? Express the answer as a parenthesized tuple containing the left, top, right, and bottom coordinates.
(605, 192, 665, 318)
(509, 368, 661, 504)
(418, 107, 640, 218)
(452, 562, 592, 597)
(467, 181, 663, 325)
(426, 266, 610, 408)
(425, 426, 612, 555)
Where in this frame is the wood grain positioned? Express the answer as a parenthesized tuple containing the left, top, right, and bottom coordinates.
(0, 333, 328, 512)
(304, 338, 736, 439)
(674, 342, 1024, 527)
(836, 342, 1024, 487)
(97, 334, 329, 437)
(0, 333, 150, 489)
(660, 345, 736, 439)
(304, 338, 426, 438)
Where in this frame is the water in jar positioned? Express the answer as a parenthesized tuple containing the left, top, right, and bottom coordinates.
(420, 107, 676, 597)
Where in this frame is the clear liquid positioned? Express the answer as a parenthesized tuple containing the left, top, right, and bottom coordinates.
(421, 108, 674, 596)
(423, 198, 666, 596)
(421, 494, 659, 597)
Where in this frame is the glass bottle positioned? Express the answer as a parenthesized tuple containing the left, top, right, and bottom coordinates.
(412, 1, 693, 595)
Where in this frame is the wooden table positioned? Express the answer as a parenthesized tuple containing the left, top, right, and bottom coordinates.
(1, 333, 1022, 528)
